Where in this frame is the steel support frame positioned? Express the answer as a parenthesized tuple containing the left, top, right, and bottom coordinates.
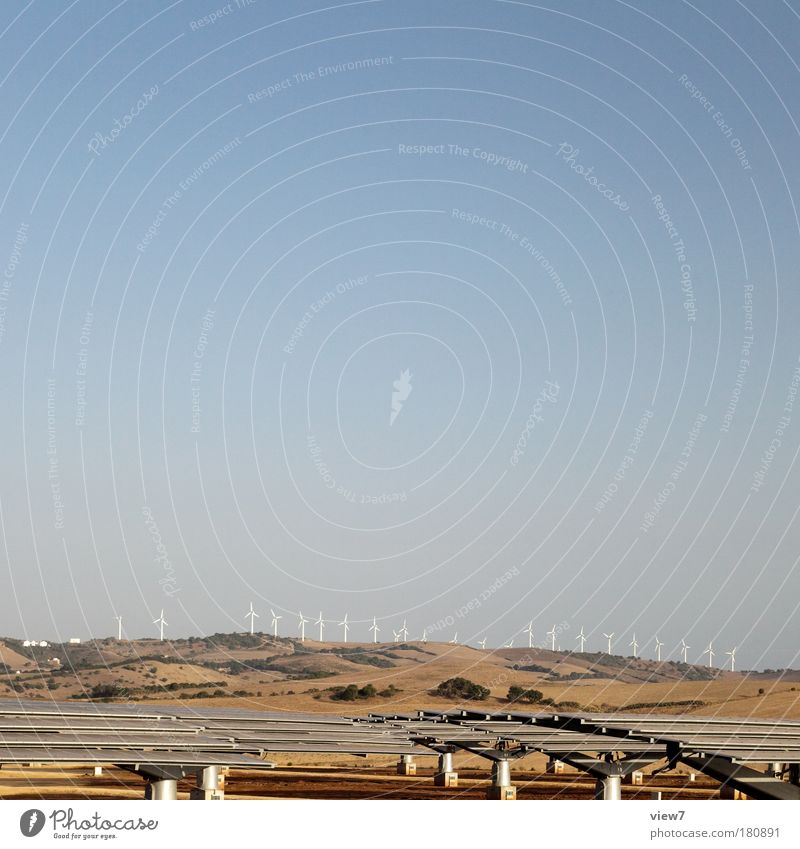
(555, 752, 663, 801)
(678, 754, 800, 801)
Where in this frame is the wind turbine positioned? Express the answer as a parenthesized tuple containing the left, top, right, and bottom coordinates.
(726, 647, 737, 672)
(370, 617, 380, 643)
(629, 633, 639, 658)
(297, 611, 308, 642)
(524, 621, 534, 648)
(504, 639, 514, 648)
(315, 611, 325, 641)
(547, 625, 557, 651)
(576, 627, 587, 652)
(449, 633, 458, 644)
(270, 609, 282, 638)
(478, 638, 487, 650)
(603, 632, 615, 654)
(392, 629, 401, 643)
(153, 610, 167, 642)
(245, 603, 259, 635)
(115, 615, 123, 641)
(704, 641, 715, 668)
(680, 638, 690, 663)
(339, 613, 349, 643)
(420, 628, 427, 643)
(654, 635, 664, 661)
(399, 619, 408, 641)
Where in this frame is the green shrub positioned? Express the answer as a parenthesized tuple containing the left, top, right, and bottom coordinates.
(506, 685, 544, 704)
(433, 677, 490, 700)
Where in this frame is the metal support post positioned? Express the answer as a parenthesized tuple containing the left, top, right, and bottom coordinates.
(434, 751, 457, 787)
(150, 778, 178, 800)
(396, 754, 416, 775)
(487, 759, 516, 799)
(594, 774, 622, 800)
(191, 765, 224, 800)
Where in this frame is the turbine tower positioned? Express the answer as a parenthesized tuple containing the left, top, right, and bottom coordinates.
(726, 646, 737, 672)
(245, 602, 259, 635)
(680, 638, 690, 663)
(629, 633, 639, 658)
(153, 610, 167, 642)
(524, 621, 534, 649)
(393, 629, 401, 643)
(576, 627, 587, 652)
(315, 611, 325, 641)
(603, 632, 615, 654)
(115, 615, 123, 641)
(449, 632, 458, 644)
(704, 641, 715, 668)
(297, 611, 308, 642)
(504, 639, 514, 648)
(370, 617, 380, 643)
(399, 619, 408, 641)
(654, 635, 664, 662)
(547, 624, 557, 651)
(339, 613, 349, 643)
(420, 628, 427, 643)
(478, 638, 487, 650)
(270, 609, 282, 638)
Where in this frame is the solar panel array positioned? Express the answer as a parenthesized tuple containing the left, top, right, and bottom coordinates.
(1, 700, 799, 800)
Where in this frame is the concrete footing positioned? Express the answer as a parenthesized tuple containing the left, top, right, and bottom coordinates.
(396, 754, 416, 776)
(487, 760, 516, 800)
(623, 770, 644, 785)
(651, 791, 663, 800)
(190, 765, 224, 800)
(545, 757, 565, 775)
(93, 766, 103, 777)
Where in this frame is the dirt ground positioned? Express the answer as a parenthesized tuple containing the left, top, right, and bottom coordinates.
(0, 758, 722, 801)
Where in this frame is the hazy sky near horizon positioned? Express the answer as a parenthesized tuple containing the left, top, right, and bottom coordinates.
(1, 0, 799, 670)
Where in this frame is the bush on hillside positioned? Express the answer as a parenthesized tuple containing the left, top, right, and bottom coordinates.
(433, 677, 489, 700)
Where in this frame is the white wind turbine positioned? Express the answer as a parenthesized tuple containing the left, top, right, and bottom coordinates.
(392, 629, 401, 643)
(629, 633, 639, 658)
(524, 621, 534, 648)
(654, 635, 664, 662)
(153, 610, 167, 642)
(704, 641, 715, 668)
(270, 609, 282, 638)
(420, 628, 427, 643)
(576, 627, 587, 652)
(726, 646, 737, 671)
(399, 619, 408, 641)
(115, 615, 123, 641)
(370, 617, 380, 643)
(245, 602, 259, 635)
(478, 638, 487, 650)
(603, 632, 615, 654)
(680, 638, 690, 663)
(504, 639, 514, 648)
(547, 624, 557, 651)
(315, 611, 325, 641)
(339, 613, 350, 643)
(449, 633, 458, 644)
(297, 611, 309, 642)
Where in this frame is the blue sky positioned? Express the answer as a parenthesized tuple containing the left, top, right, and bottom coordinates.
(1, 0, 799, 670)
